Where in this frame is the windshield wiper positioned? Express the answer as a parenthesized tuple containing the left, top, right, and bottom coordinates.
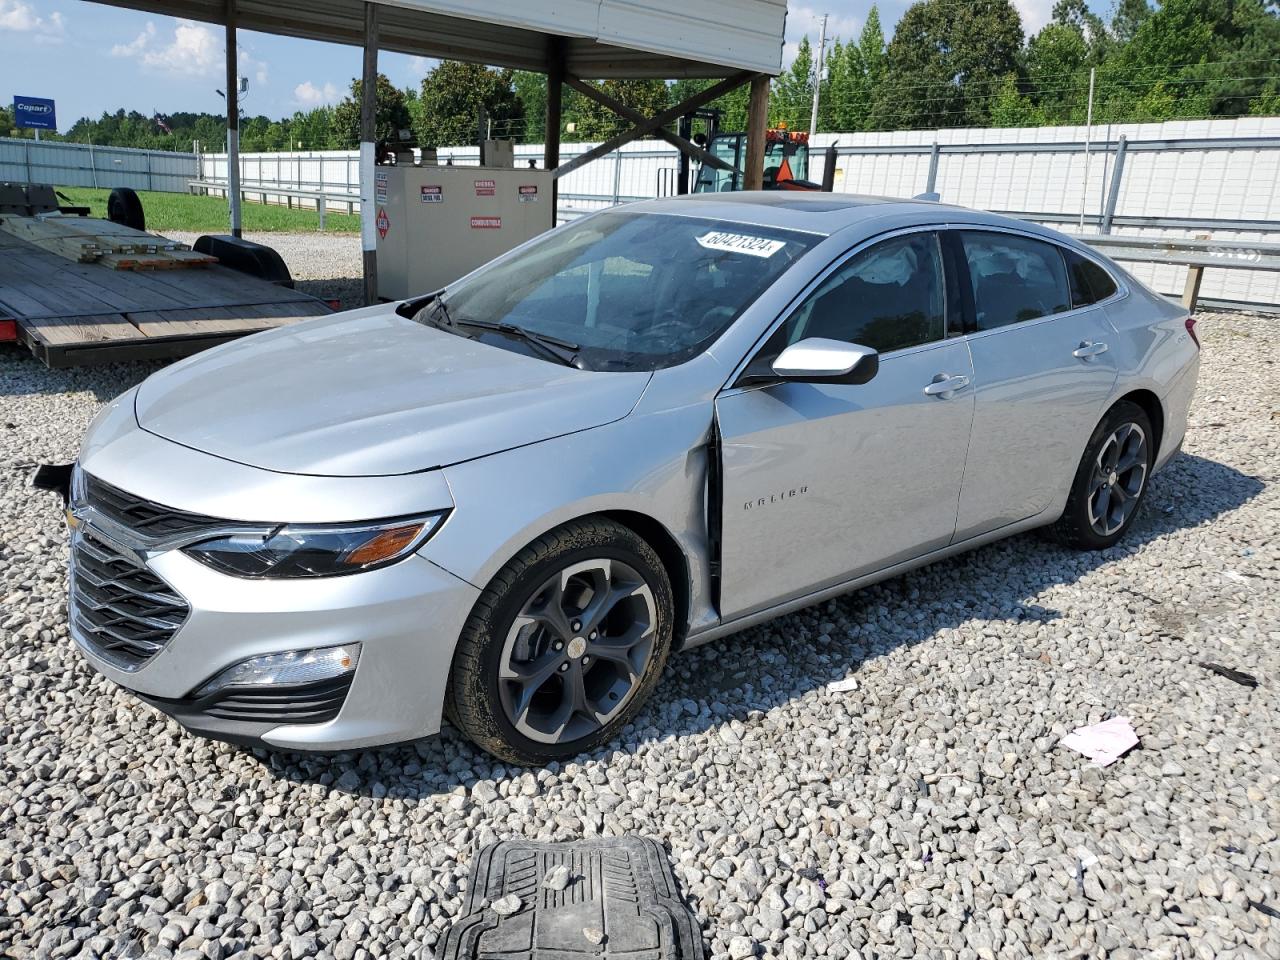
(451, 317, 581, 367)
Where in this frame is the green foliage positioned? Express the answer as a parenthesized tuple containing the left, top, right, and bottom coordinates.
(413, 61, 522, 148)
(871, 0, 1026, 129)
(989, 76, 1048, 126)
(333, 74, 413, 148)
(771, 36, 816, 128)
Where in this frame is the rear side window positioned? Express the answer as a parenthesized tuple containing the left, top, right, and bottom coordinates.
(777, 232, 946, 354)
(1064, 248, 1119, 307)
(959, 231, 1071, 330)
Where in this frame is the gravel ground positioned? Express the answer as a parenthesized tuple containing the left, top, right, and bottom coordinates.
(166, 231, 365, 309)
(1, 309, 1277, 960)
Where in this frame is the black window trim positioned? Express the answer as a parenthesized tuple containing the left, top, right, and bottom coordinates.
(726, 224, 959, 391)
(945, 225, 1128, 337)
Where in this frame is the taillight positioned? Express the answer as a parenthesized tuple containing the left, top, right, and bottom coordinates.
(1185, 316, 1200, 349)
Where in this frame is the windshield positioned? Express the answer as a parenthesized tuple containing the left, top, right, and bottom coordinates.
(425, 212, 822, 371)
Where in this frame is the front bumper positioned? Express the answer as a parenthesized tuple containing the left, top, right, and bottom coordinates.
(73, 546, 480, 751)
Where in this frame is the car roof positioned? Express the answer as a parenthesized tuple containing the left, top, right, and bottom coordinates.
(623, 192, 1054, 240)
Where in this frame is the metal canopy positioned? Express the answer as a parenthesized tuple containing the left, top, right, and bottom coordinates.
(92, 0, 788, 77)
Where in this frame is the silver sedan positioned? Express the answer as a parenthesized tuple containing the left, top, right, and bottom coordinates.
(65, 193, 1200, 763)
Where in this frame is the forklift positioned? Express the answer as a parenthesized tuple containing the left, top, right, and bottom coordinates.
(680, 109, 834, 194)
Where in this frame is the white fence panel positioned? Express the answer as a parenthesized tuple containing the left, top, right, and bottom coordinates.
(191, 116, 1280, 307)
(0, 138, 196, 192)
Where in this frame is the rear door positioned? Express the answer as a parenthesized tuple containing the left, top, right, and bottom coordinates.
(952, 230, 1120, 541)
(715, 229, 976, 620)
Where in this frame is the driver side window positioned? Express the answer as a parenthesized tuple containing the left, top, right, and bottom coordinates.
(777, 232, 946, 354)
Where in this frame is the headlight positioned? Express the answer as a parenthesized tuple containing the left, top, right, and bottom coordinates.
(194, 644, 360, 697)
(184, 513, 447, 579)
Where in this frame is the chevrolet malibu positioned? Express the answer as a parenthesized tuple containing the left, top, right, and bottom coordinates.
(62, 193, 1199, 764)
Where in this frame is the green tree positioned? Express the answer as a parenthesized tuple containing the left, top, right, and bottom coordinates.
(414, 61, 521, 147)
(871, 0, 1027, 129)
(989, 75, 1048, 125)
(332, 73, 413, 148)
(512, 71, 546, 142)
(771, 36, 815, 128)
(1111, 0, 1153, 42)
(824, 7, 888, 131)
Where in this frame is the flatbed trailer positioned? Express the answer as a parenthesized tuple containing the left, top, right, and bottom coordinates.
(0, 228, 332, 368)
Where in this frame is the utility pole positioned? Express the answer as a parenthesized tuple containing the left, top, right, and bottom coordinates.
(1078, 66, 1096, 232)
(809, 14, 828, 138)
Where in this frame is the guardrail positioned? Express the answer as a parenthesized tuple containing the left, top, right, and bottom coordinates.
(187, 179, 359, 230)
(1079, 234, 1280, 310)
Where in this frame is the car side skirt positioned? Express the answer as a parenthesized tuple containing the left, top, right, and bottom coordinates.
(681, 507, 1058, 650)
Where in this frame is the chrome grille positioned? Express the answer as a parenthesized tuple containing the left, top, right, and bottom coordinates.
(70, 527, 189, 670)
(84, 474, 226, 541)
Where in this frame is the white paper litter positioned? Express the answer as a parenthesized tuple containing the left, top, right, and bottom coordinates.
(1060, 716, 1139, 767)
(829, 677, 859, 692)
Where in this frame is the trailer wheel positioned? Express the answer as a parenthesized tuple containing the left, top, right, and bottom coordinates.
(107, 188, 145, 231)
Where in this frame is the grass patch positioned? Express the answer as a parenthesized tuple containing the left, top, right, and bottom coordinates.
(56, 187, 361, 235)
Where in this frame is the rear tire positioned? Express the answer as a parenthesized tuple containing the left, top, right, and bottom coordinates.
(106, 188, 145, 231)
(446, 518, 674, 765)
(1046, 400, 1154, 550)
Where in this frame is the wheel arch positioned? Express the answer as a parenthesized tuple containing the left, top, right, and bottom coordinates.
(594, 509, 693, 647)
(1112, 388, 1165, 463)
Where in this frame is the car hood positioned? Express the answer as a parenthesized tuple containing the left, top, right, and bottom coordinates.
(134, 307, 651, 477)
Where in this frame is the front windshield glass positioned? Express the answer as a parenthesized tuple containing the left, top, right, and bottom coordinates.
(427, 212, 822, 371)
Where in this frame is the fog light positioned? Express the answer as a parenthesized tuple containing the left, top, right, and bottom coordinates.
(194, 644, 360, 698)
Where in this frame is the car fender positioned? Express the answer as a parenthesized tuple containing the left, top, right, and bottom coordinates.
(426, 404, 718, 633)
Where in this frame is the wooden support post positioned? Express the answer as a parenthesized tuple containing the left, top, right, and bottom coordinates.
(744, 74, 770, 192)
(360, 2, 379, 306)
(544, 36, 566, 218)
(1181, 265, 1204, 312)
(224, 0, 242, 238)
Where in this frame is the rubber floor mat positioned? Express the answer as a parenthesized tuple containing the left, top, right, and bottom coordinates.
(439, 837, 704, 959)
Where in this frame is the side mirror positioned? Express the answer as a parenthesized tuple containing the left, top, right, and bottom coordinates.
(769, 338, 879, 385)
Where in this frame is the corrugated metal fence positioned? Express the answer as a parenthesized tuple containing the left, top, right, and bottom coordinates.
(196, 117, 1280, 306)
(0, 138, 197, 193)
(7, 118, 1277, 306)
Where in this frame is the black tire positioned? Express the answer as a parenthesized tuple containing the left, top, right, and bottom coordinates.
(106, 188, 145, 231)
(1045, 400, 1154, 550)
(446, 518, 674, 765)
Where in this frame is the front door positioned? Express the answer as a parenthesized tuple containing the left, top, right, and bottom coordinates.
(715, 230, 976, 621)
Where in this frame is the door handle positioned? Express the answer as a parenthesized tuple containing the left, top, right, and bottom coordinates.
(1073, 340, 1109, 359)
(923, 374, 970, 396)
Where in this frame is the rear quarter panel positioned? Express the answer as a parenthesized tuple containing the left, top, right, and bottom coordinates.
(1102, 272, 1200, 470)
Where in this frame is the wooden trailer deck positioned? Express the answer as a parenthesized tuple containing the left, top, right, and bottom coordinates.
(0, 230, 332, 367)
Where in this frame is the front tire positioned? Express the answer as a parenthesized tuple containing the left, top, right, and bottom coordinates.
(1046, 400, 1154, 550)
(446, 519, 674, 765)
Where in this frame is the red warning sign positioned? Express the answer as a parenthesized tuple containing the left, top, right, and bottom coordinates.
(474, 179, 496, 196)
(470, 216, 502, 229)
(375, 207, 390, 238)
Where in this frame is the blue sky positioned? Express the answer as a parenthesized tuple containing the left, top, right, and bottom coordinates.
(1, 0, 1056, 131)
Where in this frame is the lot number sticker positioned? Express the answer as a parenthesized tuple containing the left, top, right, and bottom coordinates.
(696, 231, 786, 258)
(474, 179, 496, 196)
(421, 185, 443, 203)
(470, 216, 501, 229)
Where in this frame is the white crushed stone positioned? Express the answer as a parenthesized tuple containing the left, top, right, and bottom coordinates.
(0, 311, 1277, 959)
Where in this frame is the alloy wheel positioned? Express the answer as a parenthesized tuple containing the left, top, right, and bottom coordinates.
(498, 558, 657, 744)
(1087, 421, 1148, 537)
